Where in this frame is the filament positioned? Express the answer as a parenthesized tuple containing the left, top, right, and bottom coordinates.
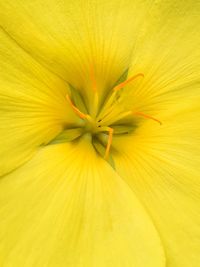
(134, 112, 162, 125)
(66, 94, 87, 119)
(113, 73, 144, 92)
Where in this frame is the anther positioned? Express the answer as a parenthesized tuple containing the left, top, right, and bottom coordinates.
(113, 73, 144, 92)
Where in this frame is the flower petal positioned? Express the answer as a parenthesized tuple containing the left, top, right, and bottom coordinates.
(113, 106, 200, 267)
(0, 137, 165, 267)
(112, 6, 200, 265)
(0, 0, 147, 98)
(124, 1, 200, 113)
(0, 29, 79, 176)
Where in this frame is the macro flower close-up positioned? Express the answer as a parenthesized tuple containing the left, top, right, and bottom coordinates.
(0, 0, 200, 266)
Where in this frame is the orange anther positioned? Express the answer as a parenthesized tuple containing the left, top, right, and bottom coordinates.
(134, 112, 162, 125)
(113, 73, 144, 92)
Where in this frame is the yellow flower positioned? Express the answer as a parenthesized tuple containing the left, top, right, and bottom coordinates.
(0, 0, 200, 266)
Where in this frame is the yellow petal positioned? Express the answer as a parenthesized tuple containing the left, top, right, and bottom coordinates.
(0, 0, 147, 99)
(0, 136, 165, 267)
(0, 29, 79, 176)
(124, 1, 200, 113)
(111, 2, 200, 258)
(113, 106, 200, 267)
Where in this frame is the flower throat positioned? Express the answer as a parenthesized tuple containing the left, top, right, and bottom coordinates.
(49, 70, 161, 163)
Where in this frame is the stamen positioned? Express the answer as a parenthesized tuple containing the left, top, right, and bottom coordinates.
(104, 127, 114, 159)
(134, 112, 162, 125)
(98, 73, 144, 121)
(113, 73, 144, 92)
(66, 94, 87, 119)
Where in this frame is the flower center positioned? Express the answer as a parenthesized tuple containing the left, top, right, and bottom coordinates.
(65, 92, 115, 159)
(49, 71, 161, 163)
